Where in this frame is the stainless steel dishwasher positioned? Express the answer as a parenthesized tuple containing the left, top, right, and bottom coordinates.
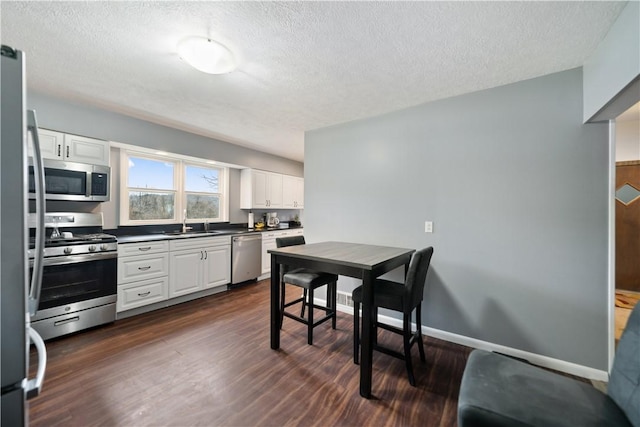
(231, 233, 262, 285)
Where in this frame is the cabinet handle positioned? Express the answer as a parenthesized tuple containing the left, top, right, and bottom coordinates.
(138, 247, 152, 251)
(66, 145, 70, 158)
(200, 251, 203, 260)
(137, 291, 151, 297)
(204, 250, 208, 260)
(57, 144, 61, 157)
(138, 266, 151, 271)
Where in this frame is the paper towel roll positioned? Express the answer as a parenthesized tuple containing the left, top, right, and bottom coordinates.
(248, 212, 254, 228)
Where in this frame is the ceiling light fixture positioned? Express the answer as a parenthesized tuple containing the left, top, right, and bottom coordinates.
(177, 36, 236, 75)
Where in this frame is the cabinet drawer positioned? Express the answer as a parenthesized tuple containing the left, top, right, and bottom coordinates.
(118, 240, 169, 256)
(117, 277, 168, 312)
(169, 236, 230, 251)
(118, 253, 168, 284)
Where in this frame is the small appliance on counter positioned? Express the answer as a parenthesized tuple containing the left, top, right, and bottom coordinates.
(266, 212, 279, 227)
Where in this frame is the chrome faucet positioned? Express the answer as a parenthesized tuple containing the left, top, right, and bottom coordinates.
(182, 209, 192, 233)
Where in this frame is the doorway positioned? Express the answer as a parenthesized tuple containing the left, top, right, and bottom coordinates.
(614, 102, 640, 342)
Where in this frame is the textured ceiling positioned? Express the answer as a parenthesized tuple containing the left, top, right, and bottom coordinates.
(0, 1, 627, 162)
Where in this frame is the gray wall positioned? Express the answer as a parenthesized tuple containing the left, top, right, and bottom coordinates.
(27, 92, 304, 176)
(305, 68, 610, 370)
(27, 91, 304, 227)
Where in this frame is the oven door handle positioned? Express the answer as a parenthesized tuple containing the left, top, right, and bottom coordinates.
(36, 251, 118, 267)
(27, 110, 46, 317)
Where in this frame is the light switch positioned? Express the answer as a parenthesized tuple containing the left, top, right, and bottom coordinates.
(425, 221, 433, 233)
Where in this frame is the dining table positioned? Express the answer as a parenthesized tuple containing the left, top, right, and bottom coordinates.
(268, 241, 415, 398)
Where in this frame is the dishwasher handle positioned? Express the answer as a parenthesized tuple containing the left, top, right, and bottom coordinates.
(233, 235, 262, 243)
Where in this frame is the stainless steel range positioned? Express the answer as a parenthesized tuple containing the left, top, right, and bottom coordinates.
(28, 212, 117, 340)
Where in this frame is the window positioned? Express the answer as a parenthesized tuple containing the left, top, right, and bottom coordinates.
(120, 151, 228, 225)
(127, 156, 176, 221)
(184, 163, 223, 220)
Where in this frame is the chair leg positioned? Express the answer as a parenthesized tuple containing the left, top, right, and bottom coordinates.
(280, 281, 285, 329)
(330, 282, 337, 329)
(307, 288, 314, 345)
(404, 313, 416, 386)
(300, 289, 308, 318)
(353, 299, 360, 364)
(373, 306, 378, 347)
(416, 304, 426, 363)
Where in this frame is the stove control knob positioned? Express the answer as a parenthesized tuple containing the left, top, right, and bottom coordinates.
(63, 247, 72, 255)
(88, 245, 97, 252)
(100, 244, 109, 251)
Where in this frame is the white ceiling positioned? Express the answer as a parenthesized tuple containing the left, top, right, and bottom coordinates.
(1, 1, 628, 162)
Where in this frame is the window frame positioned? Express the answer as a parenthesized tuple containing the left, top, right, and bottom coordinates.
(119, 150, 229, 226)
(182, 161, 227, 222)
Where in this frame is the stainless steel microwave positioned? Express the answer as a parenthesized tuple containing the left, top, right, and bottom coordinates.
(28, 158, 110, 202)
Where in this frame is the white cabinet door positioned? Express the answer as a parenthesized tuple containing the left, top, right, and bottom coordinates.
(28, 129, 109, 165)
(241, 169, 286, 209)
(28, 129, 64, 159)
(118, 253, 169, 283)
(252, 170, 269, 208)
(169, 249, 203, 297)
(64, 134, 110, 165)
(294, 178, 304, 208)
(203, 245, 231, 289)
(118, 240, 169, 257)
(261, 236, 277, 275)
(268, 173, 283, 208)
(283, 176, 303, 208)
(117, 277, 169, 312)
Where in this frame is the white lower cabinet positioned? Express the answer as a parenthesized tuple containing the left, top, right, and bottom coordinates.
(261, 229, 303, 275)
(118, 277, 169, 312)
(169, 236, 231, 298)
(117, 241, 170, 313)
(117, 236, 231, 315)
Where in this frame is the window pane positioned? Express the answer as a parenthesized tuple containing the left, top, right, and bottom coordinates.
(186, 194, 220, 219)
(129, 191, 175, 220)
(129, 157, 174, 189)
(185, 165, 219, 193)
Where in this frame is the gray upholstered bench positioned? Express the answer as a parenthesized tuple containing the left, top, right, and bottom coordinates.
(458, 303, 640, 427)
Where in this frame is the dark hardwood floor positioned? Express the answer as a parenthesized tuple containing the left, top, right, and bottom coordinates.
(29, 280, 471, 426)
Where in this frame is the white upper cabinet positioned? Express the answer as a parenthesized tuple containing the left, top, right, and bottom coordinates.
(283, 175, 304, 209)
(63, 134, 110, 165)
(29, 128, 110, 166)
(241, 169, 302, 210)
(241, 169, 285, 209)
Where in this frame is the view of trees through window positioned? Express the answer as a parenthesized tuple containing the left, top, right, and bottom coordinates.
(125, 154, 224, 223)
(185, 164, 220, 219)
(130, 192, 175, 220)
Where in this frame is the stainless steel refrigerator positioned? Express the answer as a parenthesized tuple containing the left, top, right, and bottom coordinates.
(1, 44, 47, 426)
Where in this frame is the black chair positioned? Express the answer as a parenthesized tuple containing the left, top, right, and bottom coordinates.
(457, 302, 640, 427)
(352, 246, 434, 386)
(276, 235, 338, 345)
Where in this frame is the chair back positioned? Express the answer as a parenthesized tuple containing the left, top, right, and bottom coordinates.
(276, 235, 306, 275)
(404, 247, 434, 311)
(276, 235, 305, 248)
(608, 302, 640, 426)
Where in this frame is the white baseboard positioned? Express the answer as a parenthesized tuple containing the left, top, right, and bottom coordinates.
(328, 299, 609, 382)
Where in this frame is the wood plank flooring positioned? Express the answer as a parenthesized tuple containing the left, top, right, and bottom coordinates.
(29, 280, 471, 427)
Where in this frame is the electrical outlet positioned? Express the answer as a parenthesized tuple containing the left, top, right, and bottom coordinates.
(425, 221, 433, 233)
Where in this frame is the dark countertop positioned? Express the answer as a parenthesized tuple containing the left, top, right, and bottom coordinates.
(115, 226, 303, 244)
